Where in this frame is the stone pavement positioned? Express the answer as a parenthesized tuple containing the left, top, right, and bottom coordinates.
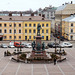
(0, 48, 75, 75)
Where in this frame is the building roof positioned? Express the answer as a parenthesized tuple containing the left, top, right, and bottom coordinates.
(62, 15, 75, 22)
(55, 4, 75, 15)
(0, 16, 49, 21)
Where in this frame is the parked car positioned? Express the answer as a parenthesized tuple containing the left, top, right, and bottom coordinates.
(1, 44, 8, 48)
(52, 43, 60, 48)
(8, 45, 15, 48)
(47, 42, 54, 48)
(14, 42, 24, 48)
(60, 42, 73, 48)
(47, 42, 60, 48)
(25, 44, 32, 48)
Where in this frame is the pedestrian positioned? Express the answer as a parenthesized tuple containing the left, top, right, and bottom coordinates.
(54, 58, 57, 65)
(4, 51, 7, 56)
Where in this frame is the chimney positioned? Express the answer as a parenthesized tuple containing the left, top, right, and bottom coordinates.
(71, 1, 73, 4)
(31, 13, 34, 16)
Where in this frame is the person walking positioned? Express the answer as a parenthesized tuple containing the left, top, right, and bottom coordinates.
(54, 58, 57, 65)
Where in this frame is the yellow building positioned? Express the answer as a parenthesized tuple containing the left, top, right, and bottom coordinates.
(0, 15, 51, 41)
(55, 2, 75, 36)
(62, 14, 75, 40)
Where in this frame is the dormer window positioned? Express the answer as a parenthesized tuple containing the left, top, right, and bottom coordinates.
(42, 18, 44, 20)
(0, 18, 2, 20)
(29, 18, 32, 20)
(9, 18, 12, 20)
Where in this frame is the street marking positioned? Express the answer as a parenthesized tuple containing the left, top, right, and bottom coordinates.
(67, 61, 75, 70)
(57, 64, 65, 75)
(67, 51, 75, 59)
(15, 63, 21, 75)
(31, 64, 33, 75)
(0, 61, 10, 75)
(44, 64, 49, 75)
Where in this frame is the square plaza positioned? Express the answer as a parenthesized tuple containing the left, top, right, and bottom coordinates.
(0, 44, 75, 75)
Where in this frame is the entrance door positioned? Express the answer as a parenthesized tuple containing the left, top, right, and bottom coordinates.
(25, 36, 27, 40)
(0, 36, 3, 41)
(70, 35, 73, 40)
(46, 36, 48, 40)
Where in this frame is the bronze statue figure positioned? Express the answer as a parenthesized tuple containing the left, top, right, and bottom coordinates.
(42, 42, 45, 51)
(37, 23, 42, 36)
(32, 41, 36, 51)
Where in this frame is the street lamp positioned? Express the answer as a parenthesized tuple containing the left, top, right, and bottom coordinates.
(54, 23, 57, 53)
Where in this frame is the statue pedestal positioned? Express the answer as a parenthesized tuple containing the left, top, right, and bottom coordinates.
(27, 35, 50, 63)
(36, 36, 42, 47)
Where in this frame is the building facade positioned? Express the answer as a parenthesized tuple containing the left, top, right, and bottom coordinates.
(38, 6, 57, 32)
(55, 2, 75, 37)
(62, 14, 75, 40)
(0, 14, 51, 41)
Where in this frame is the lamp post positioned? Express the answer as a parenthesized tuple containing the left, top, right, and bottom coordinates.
(54, 23, 57, 53)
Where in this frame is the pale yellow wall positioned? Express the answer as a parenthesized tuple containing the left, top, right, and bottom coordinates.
(62, 21, 75, 40)
(23, 21, 51, 41)
(0, 21, 51, 41)
(0, 22, 23, 40)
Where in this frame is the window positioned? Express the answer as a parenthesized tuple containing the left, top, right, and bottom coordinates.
(42, 24, 44, 27)
(25, 24, 27, 27)
(4, 36, 7, 39)
(19, 24, 21, 27)
(46, 30, 48, 33)
(14, 29, 16, 33)
(33, 29, 36, 33)
(9, 36, 12, 39)
(25, 29, 27, 33)
(29, 29, 31, 33)
(71, 29, 73, 33)
(33, 24, 36, 27)
(71, 23, 73, 26)
(4, 29, 7, 33)
(4, 24, 7, 27)
(9, 24, 12, 27)
(9, 29, 12, 33)
(19, 36, 21, 39)
(29, 24, 31, 27)
(14, 23, 16, 27)
(14, 36, 16, 39)
(42, 36, 44, 39)
(46, 24, 48, 27)
(29, 36, 31, 39)
(33, 36, 35, 39)
(0, 29, 2, 33)
(0, 24, 2, 27)
(51, 12, 53, 16)
(19, 29, 21, 33)
(42, 29, 44, 33)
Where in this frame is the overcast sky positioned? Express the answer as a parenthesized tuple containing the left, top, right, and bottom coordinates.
(0, 0, 75, 11)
